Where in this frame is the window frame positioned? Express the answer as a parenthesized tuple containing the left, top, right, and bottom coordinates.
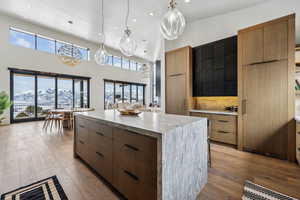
(9, 27, 90, 61)
(9, 68, 91, 123)
(104, 79, 146, 110)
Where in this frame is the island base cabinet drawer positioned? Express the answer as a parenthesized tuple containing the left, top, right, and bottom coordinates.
(113, 128, 157, 162)
(89, 121, 113, 138)
(90, 147, 113, 182)
(77, 126, 89, 143)
(76, 140, 88, 159)
(113, 138, 157, 185)
(211, 130, 236, 145)
(113, 167, 156, 200)
(89, 129, 113, 150)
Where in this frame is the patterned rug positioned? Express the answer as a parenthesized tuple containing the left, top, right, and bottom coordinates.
(1, 176, 68, 200)
(242, 180, 298, 200)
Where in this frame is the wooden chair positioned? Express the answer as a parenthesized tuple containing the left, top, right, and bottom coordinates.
(62, 112, 74, 129)
(43, 111, 64, 132)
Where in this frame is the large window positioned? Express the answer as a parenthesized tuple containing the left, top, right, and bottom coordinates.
(104, 54, 145, 72)
(37, 76, 55, 117)
(10, 68, 90, 123)
(10, 29, 35, 49)
(122, 58, 130, 70)
(13, 74, 35, 120)
(113, 56, 122, 68)
(57, 78, 73, 109)
(9, 27, 90, 60)
(151, 60, 161, 105)
(104, 80, 146, 110)
(37, 36, 55, 54)
(74, 79, 89, 108)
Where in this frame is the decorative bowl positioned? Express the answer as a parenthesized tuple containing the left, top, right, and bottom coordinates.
(117, 109, 141, 116)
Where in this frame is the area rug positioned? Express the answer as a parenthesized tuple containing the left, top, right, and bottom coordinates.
(1, 176, 68, 200)
(242, 180, 298, 200)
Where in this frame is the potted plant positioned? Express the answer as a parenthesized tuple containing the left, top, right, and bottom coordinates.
(0, 91, 12, 125)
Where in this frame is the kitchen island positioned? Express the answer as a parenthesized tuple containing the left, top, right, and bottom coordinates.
(74, 110, 208, 200)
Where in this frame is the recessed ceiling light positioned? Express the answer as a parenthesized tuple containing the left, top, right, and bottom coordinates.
(149, 12, 154, 16)
(185, 0, 191, 3)
(132, 18, 137, 22)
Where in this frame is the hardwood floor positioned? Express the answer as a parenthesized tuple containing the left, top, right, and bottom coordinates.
(1, 122, 300, 199)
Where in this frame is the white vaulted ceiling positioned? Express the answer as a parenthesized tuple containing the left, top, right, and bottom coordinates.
(0, 0, 270, 61)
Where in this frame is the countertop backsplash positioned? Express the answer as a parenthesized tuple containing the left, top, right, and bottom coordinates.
(193, 97, 238, 111)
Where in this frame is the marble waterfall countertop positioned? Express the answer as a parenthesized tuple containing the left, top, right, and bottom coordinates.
(76, 110, 206, 136)
(189, 109, 238, 116)
(75, 110, 208, 200)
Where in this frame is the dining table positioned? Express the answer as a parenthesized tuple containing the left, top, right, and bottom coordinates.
(49, 108, 95, 128)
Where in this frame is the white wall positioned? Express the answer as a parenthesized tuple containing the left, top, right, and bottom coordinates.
(0, 13, 151, 124)
(166, 0, 300, 51)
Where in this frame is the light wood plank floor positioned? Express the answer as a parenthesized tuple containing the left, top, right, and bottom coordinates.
(0, 122, 300, 199)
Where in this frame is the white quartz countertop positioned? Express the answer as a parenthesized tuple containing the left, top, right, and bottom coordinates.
(189, 109, 238, 116)
(295, 116, 300, 123)
(75, 110, 206, 135)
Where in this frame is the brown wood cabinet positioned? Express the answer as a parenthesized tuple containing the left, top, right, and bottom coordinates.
(241, 20, 288, 66)
(296, 122, 300, 165)
(238, 14, 295, 161)
(74, 116, 157, 200)
(165, 46, 192, 115)
(190, 112, 237, 145)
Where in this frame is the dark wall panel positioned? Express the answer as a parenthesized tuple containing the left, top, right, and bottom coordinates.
(192, 36, 237, 97)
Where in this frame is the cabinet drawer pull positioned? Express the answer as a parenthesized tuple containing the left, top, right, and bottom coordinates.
(249, 59, 279, 65)
(218, 130, 230, 134)
(218, 120, 229, 123)
(96, 131, 104, 136)
(96, 152, 104, 157)
(169, 73, 184, 77)
(123, 170, 139, 181)
(297, 132, 300, 135)
(124, 144, 139, 152)
(298, 148, 300, 152)
(79, 140, 84, 144)
(79, 125, 85, 128)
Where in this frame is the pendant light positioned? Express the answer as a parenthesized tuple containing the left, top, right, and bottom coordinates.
(119, 0, 137, 57)
(160, 0, 186, 40)
(95, 0, 109, 65)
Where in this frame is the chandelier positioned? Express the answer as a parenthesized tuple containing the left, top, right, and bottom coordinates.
(57, 44, 83, 67)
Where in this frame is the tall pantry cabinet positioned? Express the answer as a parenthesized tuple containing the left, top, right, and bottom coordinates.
(165, 46, 193, 115)
(238, 14, 296, 161)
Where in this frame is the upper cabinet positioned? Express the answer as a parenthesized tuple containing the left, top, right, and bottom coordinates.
(264, 21, 288, 61)
(193, 36, 237, 97)
(166, 47, 188, 76)
(241, 28, 264, 65)
(165, 46, 192, 115)
(241, 20, 288, 66)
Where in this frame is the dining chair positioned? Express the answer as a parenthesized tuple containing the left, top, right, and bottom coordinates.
(43, 111, 64, 132)
(62, 112, 74, 129)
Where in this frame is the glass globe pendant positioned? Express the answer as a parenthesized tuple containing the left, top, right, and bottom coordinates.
(94, 0, 109, 65)
(160, 0, 186, 40)
(119, 0, 137, 57)
(119, 27, 137, 57)
(95, 43, 109, 65)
